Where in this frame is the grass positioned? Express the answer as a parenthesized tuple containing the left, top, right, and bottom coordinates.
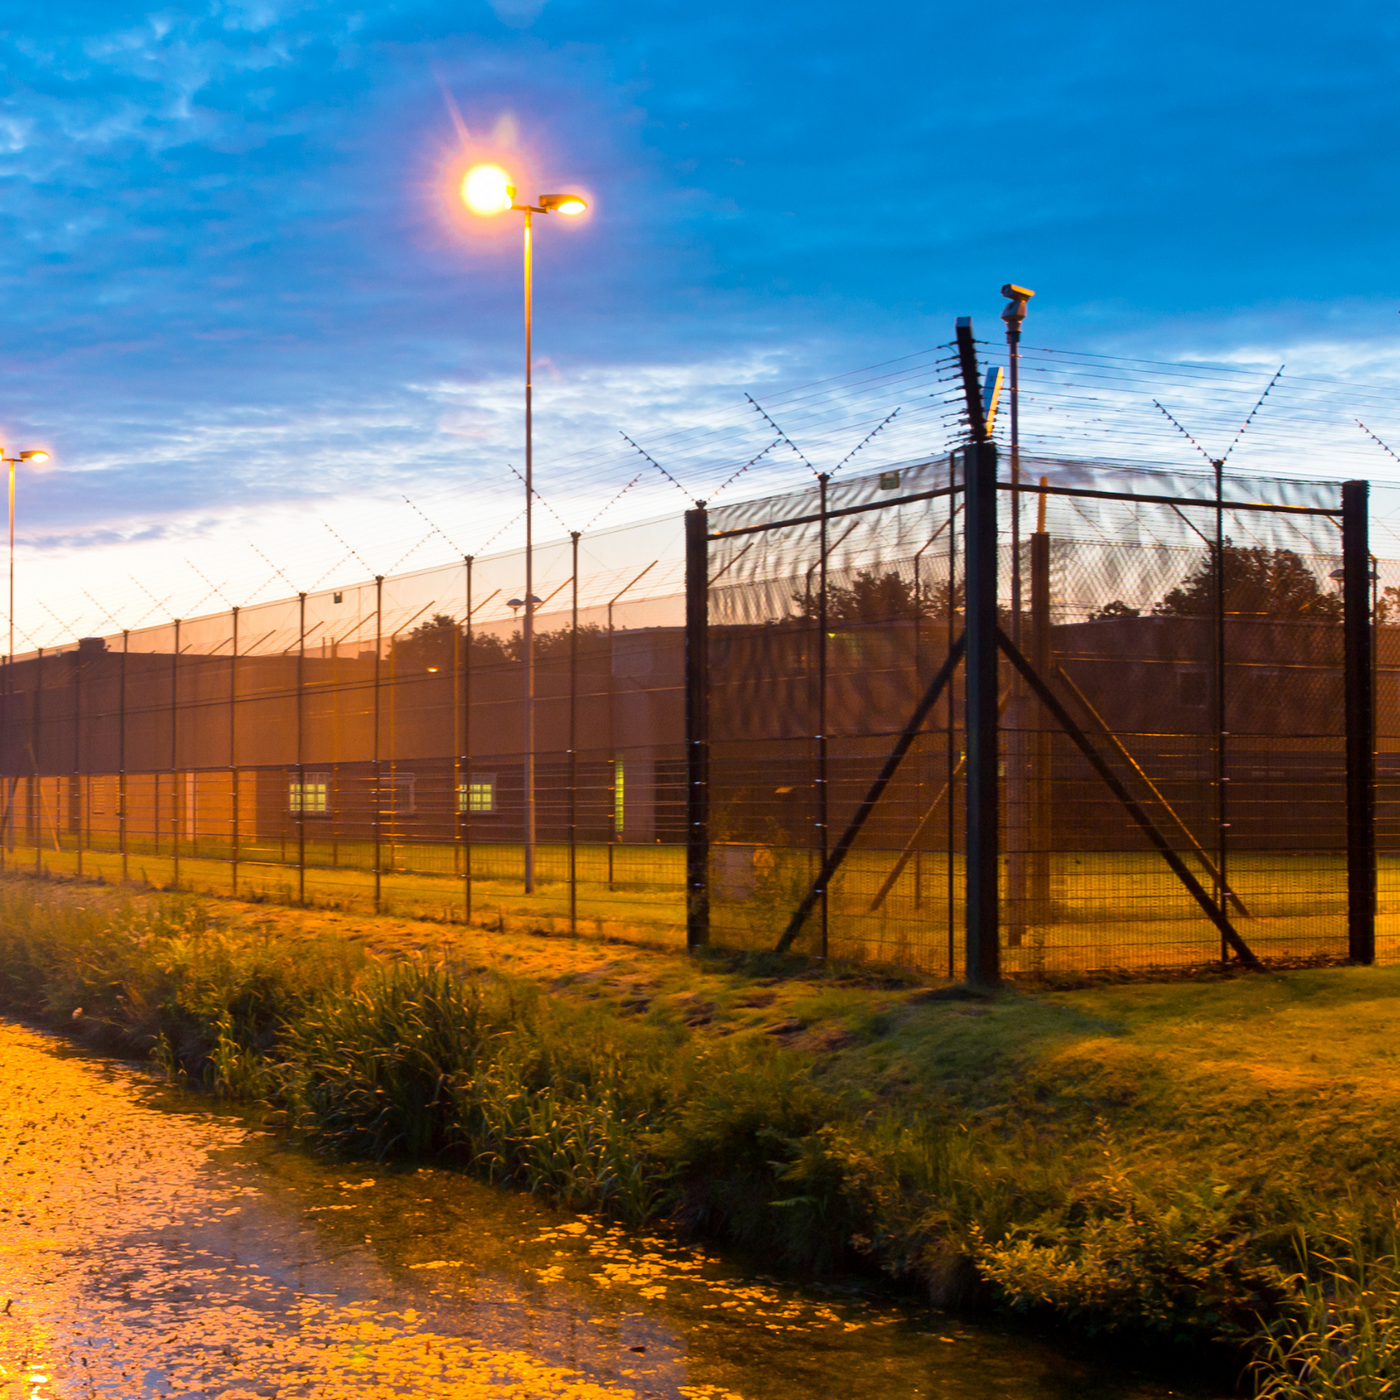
(16, 836, 1400, 977)
(7, 872, 1400, 1389)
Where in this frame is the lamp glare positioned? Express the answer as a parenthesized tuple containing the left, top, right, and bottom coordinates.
(462, 164, 513, 216)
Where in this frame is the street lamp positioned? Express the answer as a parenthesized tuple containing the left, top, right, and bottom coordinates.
(462, 162, 587, 894)
(2, 449, 50, 661)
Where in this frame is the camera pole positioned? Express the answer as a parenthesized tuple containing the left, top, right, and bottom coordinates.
(1001, 285, 1034, 947)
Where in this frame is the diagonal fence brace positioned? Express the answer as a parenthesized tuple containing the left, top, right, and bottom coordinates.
(1054, 663, 1251, 919)
(774, 632, 967, 955)
(996, 627, 1260, 969)
(867, 685, 1012, 914)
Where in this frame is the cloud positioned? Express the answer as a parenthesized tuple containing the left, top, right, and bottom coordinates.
(487, 0, 549, 30)
(2, 0, 1399, 646)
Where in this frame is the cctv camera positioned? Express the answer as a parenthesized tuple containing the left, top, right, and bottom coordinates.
(1001, 284, 1035, 300)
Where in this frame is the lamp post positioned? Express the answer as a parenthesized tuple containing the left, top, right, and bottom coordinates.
(462, 163, 587, 894)
(2, 449, 50, 661)
(1000, 284, 1034, 639)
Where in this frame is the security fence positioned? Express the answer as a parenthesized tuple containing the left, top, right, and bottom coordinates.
(690, 452, 1374, 976)
(2, 330, 1395, 980)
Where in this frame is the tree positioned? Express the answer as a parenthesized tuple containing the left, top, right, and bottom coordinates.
(390, 613, 607, 671)
(791, 568, 956, 625)
(1153, 543, 1341, 622)
(1090, 600, 1142, 621)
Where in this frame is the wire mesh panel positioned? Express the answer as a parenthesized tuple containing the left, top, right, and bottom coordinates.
(705, 456, 967, 971)
(701, 454, 1354, 976)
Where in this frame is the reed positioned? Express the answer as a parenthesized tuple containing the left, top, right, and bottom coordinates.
(8, 873, 1400, 1385)
(1251, 1222, 1400, 1399)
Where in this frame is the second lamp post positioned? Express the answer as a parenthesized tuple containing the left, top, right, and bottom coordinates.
(462, 164, 586, 893)
(2, 447, 50, 662)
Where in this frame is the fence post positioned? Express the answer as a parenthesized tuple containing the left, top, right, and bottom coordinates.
(685, 505, 710, 950)
(31, 648, 41, 875)
(946, 465, 959, 976)
(171, 620, 180, 890)
(297, 591, 306, 906)
(1343, 479, 1375, 964)
(1029, 524, 1052, 922)
(461, 558, 473, 923)
(569, 532, 580, 937)
(373, 575, 383, 914)
(816, 473, 830, 957)
(119, 632, 128, 883)
(957, 317, 999, 986)
(230, 608, 238, 896)
(73, 647, 82, 878)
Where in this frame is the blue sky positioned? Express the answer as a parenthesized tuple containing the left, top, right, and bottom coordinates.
(1, 0, 1398, 643)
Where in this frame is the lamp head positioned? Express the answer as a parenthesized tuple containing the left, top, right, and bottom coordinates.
(20, 450, 48, 463)
(539, 193, 587, 216)
(462, 164, 515, 216)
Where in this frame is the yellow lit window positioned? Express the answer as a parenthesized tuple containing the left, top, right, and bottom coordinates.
(458, 776, 496, 814)
(289, 773, 330, 815)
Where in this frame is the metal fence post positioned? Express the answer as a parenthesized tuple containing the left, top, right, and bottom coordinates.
(73, 647, 82, 878)
(964, 439, 1000, 985)
(230, 607, 238, 896)
(685, 505, 710, 950)
(373, 575, 383, 914)
(816, 473, 830, 958)
(297, 591, 306, 906)
(947, 467, 959, 977)
(31, 648, 41, 875)
(119, 632, 128, 883)
(1213, 460, 1229, 963)
(462, 558, 473, 923)
(1029, 521, 1052, 922)
(957, 317, 999, 986)
(569, 531, 580, 937)
(171, 620, 180, 890)
(1343, 479, 1375, 963)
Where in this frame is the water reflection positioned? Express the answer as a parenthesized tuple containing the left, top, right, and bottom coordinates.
(0, 1022, 1221, 1398)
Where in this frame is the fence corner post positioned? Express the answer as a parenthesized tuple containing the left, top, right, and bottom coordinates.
(685, 504, 710, 950)
(957, 316, 1000, 987)
(1343, 478, 1375, 964)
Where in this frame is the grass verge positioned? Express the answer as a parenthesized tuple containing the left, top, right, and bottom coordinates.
(4, 873, 1400, 1393)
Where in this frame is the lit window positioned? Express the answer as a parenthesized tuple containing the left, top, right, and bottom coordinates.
(289, 772, 330, 814)
(458, 775, 496, 814)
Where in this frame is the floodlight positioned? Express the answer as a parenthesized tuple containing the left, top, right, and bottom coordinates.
(462, 164, 515, 216)
(540, 193, 587, 216)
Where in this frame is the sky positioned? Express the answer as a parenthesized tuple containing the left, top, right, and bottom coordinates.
(1, 0, 1399, 646)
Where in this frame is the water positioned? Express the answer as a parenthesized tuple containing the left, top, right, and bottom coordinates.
(0, 1021, 1225, 1398)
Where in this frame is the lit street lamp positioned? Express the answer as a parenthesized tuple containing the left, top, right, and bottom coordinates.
(2, 448, 50, 661)
(462, 163, 587, 894)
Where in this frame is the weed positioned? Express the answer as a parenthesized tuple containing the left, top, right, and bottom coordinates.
(1252, 1222, 1400, 1398)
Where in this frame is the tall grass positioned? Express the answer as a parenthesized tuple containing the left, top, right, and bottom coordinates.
(1251, 1224, 1400, 1398)
(0, 882, 847, 1242)
(5, 876, 1398, 1382)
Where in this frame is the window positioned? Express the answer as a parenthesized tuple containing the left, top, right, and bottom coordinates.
(376, 773, 416, 816)
(289, 772, 330, 815)
(458, 775, 496, 814)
